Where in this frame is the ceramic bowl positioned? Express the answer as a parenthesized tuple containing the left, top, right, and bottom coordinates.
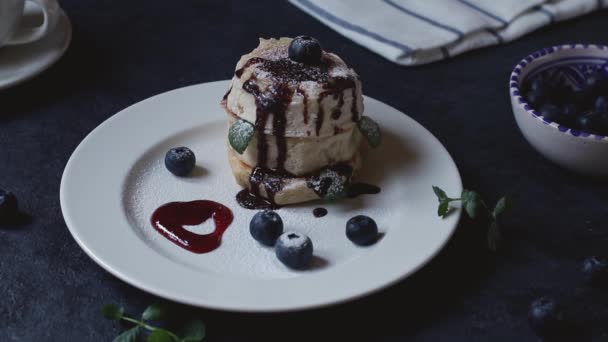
(510, 44, 608, 176)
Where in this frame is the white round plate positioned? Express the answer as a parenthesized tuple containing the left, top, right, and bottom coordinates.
(0, 8, 71, 91)
(60, 80, 462, 312)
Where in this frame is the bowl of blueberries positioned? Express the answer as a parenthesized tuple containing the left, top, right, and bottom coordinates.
(510, 44, 608, 176)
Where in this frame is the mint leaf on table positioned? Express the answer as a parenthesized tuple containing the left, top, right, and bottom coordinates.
(102, 304, 124, 320)
(357, 116, 382, 148)
(142, 302, 166, 321)
(113, 326, 141, 342)
(178, 319, 206, 342)
(228, 119, 254, 154)
(487, 221, 502, 252)
(102, 303, 204, 342)
(433, 186, 510, 251)
(492, 196, 511, 220)
(461, 190, 483, 219)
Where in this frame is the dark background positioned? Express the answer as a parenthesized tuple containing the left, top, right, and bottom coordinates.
(1, 1, 607, 341)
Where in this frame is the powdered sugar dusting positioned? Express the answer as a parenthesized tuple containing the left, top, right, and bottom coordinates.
(121, 121, 398, 279)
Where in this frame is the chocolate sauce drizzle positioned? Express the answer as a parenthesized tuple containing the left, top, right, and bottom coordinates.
(296, 87, 309, 124)
(234, 54, 364, 209)
(315, 77, 357, 135)
(351, 88, 359, 121)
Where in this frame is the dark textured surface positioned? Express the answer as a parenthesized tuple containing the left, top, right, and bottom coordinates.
(1, 1, 607, 341)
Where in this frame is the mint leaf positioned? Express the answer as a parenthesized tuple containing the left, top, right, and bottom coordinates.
(357, 116, 382, 148)
(492, 196, 511, 220)
(432, 186, 448, 201)
(178, 319, 206, 342)
(438, 201, 449, 218)
(102, 304, 124, 320)
(312, 169, 347, 201)
(147, 329, 174, 342)
(228, 119, 254, 154)
(142, 303, 166, 321)
(113, 326, 141, 342)
(461, 190, 482, 219)
(487, 221, 501, 252)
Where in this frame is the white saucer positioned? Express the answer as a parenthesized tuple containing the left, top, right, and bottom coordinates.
(60, 81, 462, 312)
(0, 9, 71, 91)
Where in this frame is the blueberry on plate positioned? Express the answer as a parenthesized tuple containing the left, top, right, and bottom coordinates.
(539, 104, 561, 122)
(275, 232, 313, 269)
(346, 215, 379, 246)
(528, 296, 565, 339)
(164, 147, 196, 176)
(581, 256, 608, 286)
(594, 96, 608, 113)
(249, 210, 283, 246)
(288, 36, 322, 64)
(0, 189, 18, 220)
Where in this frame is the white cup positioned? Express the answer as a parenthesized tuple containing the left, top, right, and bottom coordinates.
(0, 0, 60, 48)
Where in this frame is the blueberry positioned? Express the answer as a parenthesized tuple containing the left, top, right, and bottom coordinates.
(598, 113, 608, 134)
(529, 77, 546, 95)
(572, 87, 593, 106)
(576, 113, 600, 133)
(581, 256, 608, 286)
(164, 147, 196, 176)
(594, 96, 608, 113)
(525, 90, 545, 108)
(249, 210, 283, 246)
(549, 85, 572, 105)
(346, 215, 379, 246)
(539, 104, 561, 122)
(275, 232, 313, 269)
(528, 296, 564, 339)
(585, 70, 607, 91)
(0, 189, 18, 220)
(288, 36, 322, 64)
(560, 103, 579, 125)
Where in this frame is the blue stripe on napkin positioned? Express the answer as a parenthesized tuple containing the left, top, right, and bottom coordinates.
(295, 0, 412, 52)
(383, 0, 464, 37)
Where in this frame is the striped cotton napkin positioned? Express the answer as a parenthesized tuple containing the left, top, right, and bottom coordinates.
(289, 0, 607, 66)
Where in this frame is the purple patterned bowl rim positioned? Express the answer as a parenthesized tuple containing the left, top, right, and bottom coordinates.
(509, 43, 608, 141)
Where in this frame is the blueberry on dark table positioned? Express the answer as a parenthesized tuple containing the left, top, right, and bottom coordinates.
(346, 215, 379, 246)
(275, 232, 313, 269)
(0, 189, 18, 220)
(288, 36, 322, 64)
(249, 210, 283, 246)
(164, 147, 196, 176)
(581, 256, 608, 286)
(539, 104, 561, 122)
(528, 296, 565, 339)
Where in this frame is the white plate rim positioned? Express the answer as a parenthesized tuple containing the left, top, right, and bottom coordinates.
(60, 80, 462, 312)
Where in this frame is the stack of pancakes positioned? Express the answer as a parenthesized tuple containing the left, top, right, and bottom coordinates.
(222, 38, 365, 206)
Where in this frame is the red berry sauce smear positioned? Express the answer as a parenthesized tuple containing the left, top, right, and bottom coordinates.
(150, 200, 233, 254)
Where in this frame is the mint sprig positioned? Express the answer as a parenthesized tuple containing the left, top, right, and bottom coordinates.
(228, 119, 254, 154)
(432, 186, 511, 251)
(101, 303, 205, 342)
